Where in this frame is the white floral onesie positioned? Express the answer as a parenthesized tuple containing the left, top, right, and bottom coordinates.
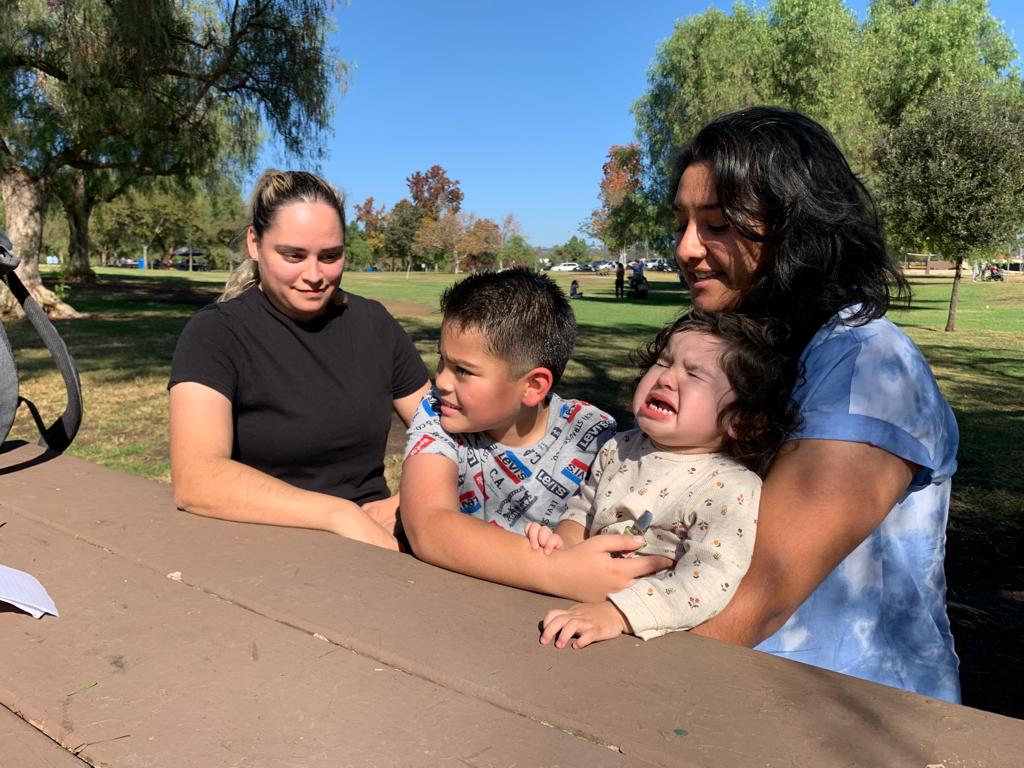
(561, 429, 761, 640)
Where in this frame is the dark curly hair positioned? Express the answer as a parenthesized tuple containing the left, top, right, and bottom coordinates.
(632, 311, 800, 474)
(673, 106, 910, 355)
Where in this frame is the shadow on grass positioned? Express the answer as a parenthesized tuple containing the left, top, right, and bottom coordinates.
(7, 277, 218, 382)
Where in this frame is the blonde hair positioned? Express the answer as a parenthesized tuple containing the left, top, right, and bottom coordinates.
(220, 169, 347, 303)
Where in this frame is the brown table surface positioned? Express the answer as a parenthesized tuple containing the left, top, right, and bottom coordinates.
(1, 443, 1021, 767)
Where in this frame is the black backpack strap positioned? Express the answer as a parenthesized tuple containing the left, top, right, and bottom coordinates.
(1, 270, 83, 452)
(0, 317, 19, 442)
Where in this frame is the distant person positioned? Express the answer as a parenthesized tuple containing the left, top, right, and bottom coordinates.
(628, 270, 648, 299)
(401, 270, 669, 596)
(665, 106, 960, 702)
(168, 169, 430, 550)
(529, 311, 797, 649)
(569, 279, 583, 299)
(614, 262, 625, 298)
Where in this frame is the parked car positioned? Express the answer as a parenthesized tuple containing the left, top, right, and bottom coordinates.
(647, 258, 677, 272)
(592, 260, 618, 274)
(549, 262, 580, 272)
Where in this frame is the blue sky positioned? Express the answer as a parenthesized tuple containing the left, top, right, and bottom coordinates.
(257, 1, 1024, 247)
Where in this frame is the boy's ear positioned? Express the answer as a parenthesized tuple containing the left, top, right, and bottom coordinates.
(520, 367, 554, 407)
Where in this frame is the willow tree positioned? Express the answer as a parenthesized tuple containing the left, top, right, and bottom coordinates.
(0, 0, 341, 316)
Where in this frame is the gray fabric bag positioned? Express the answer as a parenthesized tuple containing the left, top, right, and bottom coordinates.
(0, 228, 82, 452)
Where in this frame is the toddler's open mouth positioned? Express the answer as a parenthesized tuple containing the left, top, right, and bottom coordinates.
(644, 394, 677, 416)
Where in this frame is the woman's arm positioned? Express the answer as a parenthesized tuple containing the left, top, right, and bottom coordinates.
(690, 438, 915, 646)
(169, 382, 398, 550)
(360, 381, 432, 531)
(393, 382, 431, 427)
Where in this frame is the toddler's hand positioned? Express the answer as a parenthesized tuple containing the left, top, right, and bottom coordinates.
(524, 522, 564, 555)
(539, 601, 629, 649)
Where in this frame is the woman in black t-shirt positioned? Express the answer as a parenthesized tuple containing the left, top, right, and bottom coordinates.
(168, 170, 430, 550)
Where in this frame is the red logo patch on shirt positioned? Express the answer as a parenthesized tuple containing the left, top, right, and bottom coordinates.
(473, 470, 488, 500)
(408, 434, 436, 456)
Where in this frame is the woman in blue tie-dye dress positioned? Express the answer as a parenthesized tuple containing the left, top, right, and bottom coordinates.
(670, 107, 960, 702)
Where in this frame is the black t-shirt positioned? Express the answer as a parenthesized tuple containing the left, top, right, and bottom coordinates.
(168, 287, 429, 504)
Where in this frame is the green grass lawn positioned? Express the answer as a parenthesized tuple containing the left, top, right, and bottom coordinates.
(4, 266, 1022, 717)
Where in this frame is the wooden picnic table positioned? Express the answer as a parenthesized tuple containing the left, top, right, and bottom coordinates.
(1, 442, 1021, 767)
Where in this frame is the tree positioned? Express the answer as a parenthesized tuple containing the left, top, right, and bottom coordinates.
(498, 233, 535, 268)
(406, 165, 464, 220)
(383, 199, 423, 271)
(859, 0, 1018, 131)
(459, 217, 502, 271)
(412, 213, 464, 271)
(354, 196, 388, 265)
(767, 0, 872, 166)
(1, 0, 340, 316)
(500, 213, 522, 246)
(91, 177, 244, 269)
(631, 0, 1022, 222)
(92, 185, 195, 268)
(632, 5, 772, 198)
(586, 144, 659, 257)
(876, 81, 1024, 331)
(550, 235, 590, 265)
(343, 223, 373, 270)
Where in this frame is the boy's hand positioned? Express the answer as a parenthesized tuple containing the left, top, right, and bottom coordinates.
(524, 522, 564, 554)
(552, 536, 673, 602)
(539, 601, 630, 649)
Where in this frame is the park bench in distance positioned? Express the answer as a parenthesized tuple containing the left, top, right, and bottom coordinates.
(0, 442, 1021, 767)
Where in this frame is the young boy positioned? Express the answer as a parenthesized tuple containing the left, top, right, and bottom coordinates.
(401, 269, 660, 593)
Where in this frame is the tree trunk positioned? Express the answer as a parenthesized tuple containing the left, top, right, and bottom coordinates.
(62, 169, 98, 284)
(945, 255, 963, 332)
(0, 166, 81, 319)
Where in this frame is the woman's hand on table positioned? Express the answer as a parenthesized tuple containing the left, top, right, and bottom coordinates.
(361, 494, 401, 535)
(329, 501, 400, 551)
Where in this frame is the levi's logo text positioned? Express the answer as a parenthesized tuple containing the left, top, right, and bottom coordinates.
(560, 458, 589, 486)
(459, 491, 481, 515)
(576, 421, 610, 451)
(536, 469, 570, 500)
(408, 434, 436, 456)
(496, 451, 530, 483)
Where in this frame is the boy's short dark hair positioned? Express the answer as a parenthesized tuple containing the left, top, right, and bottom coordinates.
(633, 310, 800, 474)
(440, 268, 577, 386)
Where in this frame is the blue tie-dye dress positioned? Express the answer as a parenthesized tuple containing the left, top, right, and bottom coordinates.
(754, 307, 961, 703)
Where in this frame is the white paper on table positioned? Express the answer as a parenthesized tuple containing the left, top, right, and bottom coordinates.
(0, 563, 59, 619)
